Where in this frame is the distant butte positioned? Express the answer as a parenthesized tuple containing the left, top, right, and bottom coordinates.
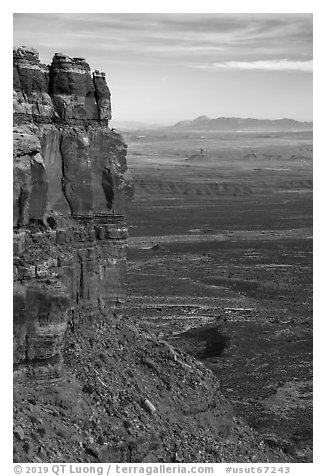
(173, 116, 313, 131)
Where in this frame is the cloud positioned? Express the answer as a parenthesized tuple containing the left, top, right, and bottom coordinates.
(196, 59, 313, 73)
(13, 13, 313, 68)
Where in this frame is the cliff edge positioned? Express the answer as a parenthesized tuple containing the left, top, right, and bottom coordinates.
(13, 47, 133, 379)
(13, 48, 291, 463)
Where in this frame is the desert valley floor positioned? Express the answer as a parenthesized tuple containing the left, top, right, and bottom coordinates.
(124, 128, 313, 462)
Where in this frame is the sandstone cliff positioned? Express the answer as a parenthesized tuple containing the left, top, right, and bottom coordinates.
(13, 47, 133, 379)
(13, 48, 290, 464)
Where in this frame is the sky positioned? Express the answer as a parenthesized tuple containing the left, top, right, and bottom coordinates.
(13, 13, 313, 124)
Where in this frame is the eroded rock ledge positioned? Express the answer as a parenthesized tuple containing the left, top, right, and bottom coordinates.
(13, 47, 111, 124)
(13, 47, 133, 379)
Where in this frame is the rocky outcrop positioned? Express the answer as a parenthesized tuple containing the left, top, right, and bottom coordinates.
(13, 47, 133, 379)
(13, 48, 111, 124)
(13, 314, 291, 463)
(13, 48, 293, 464)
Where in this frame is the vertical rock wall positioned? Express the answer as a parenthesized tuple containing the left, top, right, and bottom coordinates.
(13, 47, 133, 380)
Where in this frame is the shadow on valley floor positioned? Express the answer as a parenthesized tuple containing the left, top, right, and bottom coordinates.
(124, 128, 313, 462)
(170, 325, 230, 359)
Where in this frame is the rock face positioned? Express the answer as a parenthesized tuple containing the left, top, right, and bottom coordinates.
(13, 47, 133, 379)
(13, 49, 111, 124)
(13, 48, 292, 464)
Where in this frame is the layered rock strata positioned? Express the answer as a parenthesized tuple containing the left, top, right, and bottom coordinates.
(13, 49, 111, 124)
(13, 47, 133, 379)
(13, 48, 292, 464)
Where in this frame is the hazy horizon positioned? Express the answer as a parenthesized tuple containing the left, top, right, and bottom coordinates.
(13, 13, 313, 123)
(109, 115, 313, 128)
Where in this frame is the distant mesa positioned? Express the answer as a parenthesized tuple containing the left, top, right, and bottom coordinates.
(194, 115, 210, 121)
(173, 116, 313, 131)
